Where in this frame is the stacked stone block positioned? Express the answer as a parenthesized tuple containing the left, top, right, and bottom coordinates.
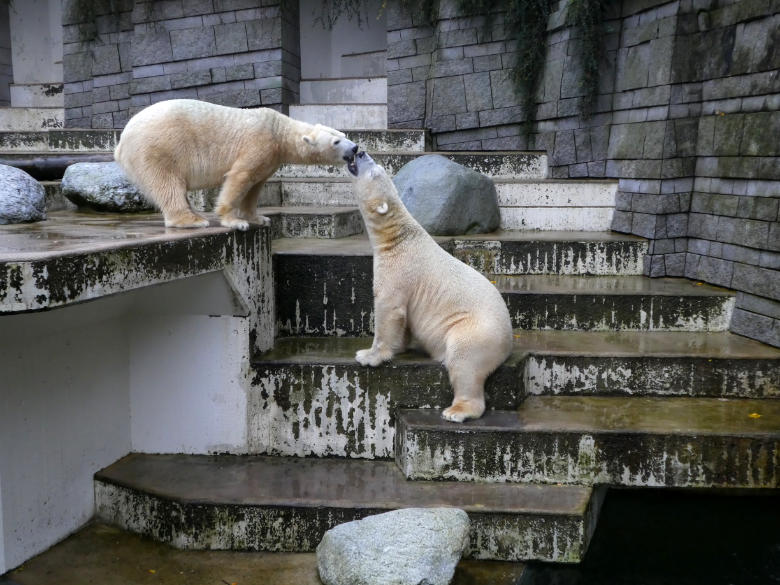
(385, 0, 778, 346)
(63, 0, 300, 129)
(386, 0, 529, 150)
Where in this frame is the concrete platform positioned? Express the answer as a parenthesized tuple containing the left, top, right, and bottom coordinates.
(94, 454, 601, 563)
(396, 397, 780, 487)
(0, 522, 528, 585)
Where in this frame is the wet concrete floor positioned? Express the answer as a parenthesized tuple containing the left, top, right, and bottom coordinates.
(1, 523, 526, 585)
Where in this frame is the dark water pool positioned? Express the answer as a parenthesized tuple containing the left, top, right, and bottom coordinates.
(525, 489, 780, 585)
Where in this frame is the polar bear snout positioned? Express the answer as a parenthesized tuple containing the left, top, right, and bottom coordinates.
(349, 151, 375, 177)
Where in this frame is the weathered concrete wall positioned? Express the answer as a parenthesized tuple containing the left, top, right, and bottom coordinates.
(386, 0, 779, 346)
(62, 0, 300, 128)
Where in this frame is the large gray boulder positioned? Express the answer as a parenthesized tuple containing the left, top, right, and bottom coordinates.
(317, 507, 470, 585)
(62, 162, 153, 212)
(0, 164, 46, 224)
(393, 154, 499, 235)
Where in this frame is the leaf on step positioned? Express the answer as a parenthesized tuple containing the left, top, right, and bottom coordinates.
(748, 413, 761, 419)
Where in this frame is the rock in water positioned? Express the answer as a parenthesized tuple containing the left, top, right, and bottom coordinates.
(392, 154, 499, 235)
(317, 507, 470, 585)
(62, 162, 153, 212)
(0, 164, 46, 224)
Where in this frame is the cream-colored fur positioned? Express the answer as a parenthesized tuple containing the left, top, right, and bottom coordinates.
(115, 99, 357, 229)
(349, 152, 513, 422)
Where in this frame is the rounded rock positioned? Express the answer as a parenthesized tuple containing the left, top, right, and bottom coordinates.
(62, 161, 153, 212)
(0, 164, 46, 224)
(317, 507, 470, 585)
(392, 154, 500, 235)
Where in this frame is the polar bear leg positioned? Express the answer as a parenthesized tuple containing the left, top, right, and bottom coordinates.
(356, 302, 406, 367)
(216, 167, 256, 230)
(441, 328, 496, 422)
(238, 182, 271, 227)
(156, 176, 210, 229)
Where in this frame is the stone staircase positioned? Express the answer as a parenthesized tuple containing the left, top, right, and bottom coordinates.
(1, 127, 778, 572)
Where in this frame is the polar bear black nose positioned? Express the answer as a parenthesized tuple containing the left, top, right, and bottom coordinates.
(358, 151, 366, 158)
(352, 145, 358, 154)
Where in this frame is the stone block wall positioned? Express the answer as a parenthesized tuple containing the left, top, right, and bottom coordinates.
(386, 0, 778, 346)
(0, 6, 12, 106)
(62, 0, 300, 129)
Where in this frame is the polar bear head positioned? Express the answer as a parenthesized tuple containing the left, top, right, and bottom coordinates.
(348, 151, 403, 222)
(301, 123, 358, 167)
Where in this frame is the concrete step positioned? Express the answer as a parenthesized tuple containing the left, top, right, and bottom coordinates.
(299, 78, 387, 104)
(95, 454, 603, 563)
(0, 128, 427, 154)
(0, 107, 64, 131)
(499, 275, 735, 332)
(275, 266, 727, 337)
(278, 151, 547, 180)
(249, 332, 777, 459)
(264, 206, 363, 239)
(289, 104, 388, 129)
(496, 179, 617, 231)
(517, 330, 780, 399)
(395, 397, 780, 488)
(250, 337, 524, 458)
(273, 234, 649, 337)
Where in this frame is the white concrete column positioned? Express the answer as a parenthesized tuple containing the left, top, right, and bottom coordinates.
(8, 0, 63, 106)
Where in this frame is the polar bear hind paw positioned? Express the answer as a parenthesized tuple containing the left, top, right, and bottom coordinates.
(165, 213, 210, 229)
(442, 401, 484, 423)
(355, 348, 391, 367)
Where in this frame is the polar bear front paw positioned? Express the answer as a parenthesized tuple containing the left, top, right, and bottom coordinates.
(221, 216, 250, 231)
(355, 348, 391, 367)
(245, 213, 271, 227)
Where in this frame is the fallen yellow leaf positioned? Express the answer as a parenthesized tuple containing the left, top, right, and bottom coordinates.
(149, 569, 156, 574)
(490, 280, 496, 284)
(748, 413, 761, 419)
(695, 282, 703, 286)
(513, 334, 522, 338)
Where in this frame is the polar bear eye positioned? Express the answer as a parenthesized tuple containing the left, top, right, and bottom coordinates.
(334, 139, 340, 145)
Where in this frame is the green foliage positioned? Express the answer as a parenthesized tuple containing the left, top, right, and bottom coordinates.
(314, 0, 368, 29)
(567, 0, 608, 118)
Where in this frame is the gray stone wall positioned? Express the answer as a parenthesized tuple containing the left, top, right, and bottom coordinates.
(386, 0, 778, 347)
(0, 5, 12, 106)
(62, 0, 300, 129)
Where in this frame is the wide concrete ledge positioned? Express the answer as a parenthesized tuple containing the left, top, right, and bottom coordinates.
(396, 397, 780, 488)
(0, 211, 268, 315)
(95, 454, 602, 563)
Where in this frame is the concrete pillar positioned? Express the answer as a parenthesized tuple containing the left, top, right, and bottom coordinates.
(8, 0, 63, 106)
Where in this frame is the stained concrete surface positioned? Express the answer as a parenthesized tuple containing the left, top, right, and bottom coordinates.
(0, 523, 527, 585)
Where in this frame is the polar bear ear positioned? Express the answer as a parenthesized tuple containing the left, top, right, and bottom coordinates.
(376, 201, 389, 215)
(302, 134, 314, 145)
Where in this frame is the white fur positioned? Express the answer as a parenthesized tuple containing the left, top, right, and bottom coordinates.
(350, 153, 513, 422)
(115, 99, 357, 229)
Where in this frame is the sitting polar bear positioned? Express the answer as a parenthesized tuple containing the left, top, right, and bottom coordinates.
(115, 99, 358, 229)
(348, 151, 513, 422)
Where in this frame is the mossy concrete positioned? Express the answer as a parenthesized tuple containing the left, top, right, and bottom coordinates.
(397, 397, 780, 487)
(94, 454, 599, 563)
(0, 211, 274, 353)
(250, 337, 524, 458)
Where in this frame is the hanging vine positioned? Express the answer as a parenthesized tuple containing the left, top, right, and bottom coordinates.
(567, 0, 608, 118)
(313, 0, 606, 122)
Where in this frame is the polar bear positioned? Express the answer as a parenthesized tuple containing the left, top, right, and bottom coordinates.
(115, 99, 358, 229)
(348, 152, 513, 422)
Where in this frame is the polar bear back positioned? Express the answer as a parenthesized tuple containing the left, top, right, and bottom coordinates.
(116, 99, 280, 190)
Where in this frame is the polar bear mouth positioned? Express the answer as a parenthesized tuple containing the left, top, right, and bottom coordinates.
(346, 154, 358, 176)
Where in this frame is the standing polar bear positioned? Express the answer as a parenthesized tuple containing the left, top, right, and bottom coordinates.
(348, 152, 513, 422)
(115, 99, 358, 229)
